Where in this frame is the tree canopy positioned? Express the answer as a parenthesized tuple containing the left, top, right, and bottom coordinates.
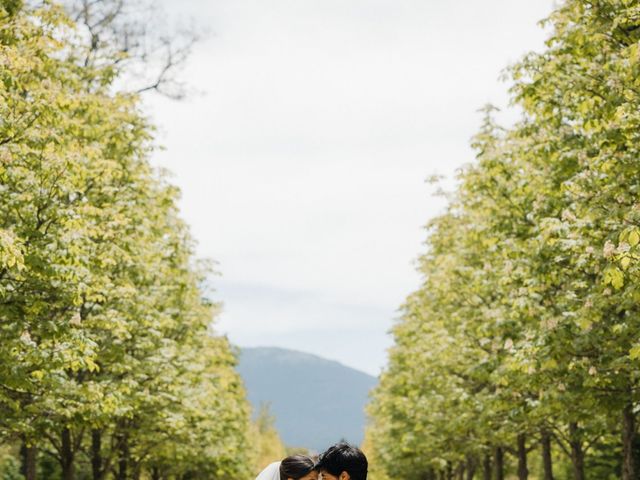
(368, 1, 640, 479)
(0, 1, 253, 479)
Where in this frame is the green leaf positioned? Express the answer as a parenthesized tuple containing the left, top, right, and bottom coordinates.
(621, 256, 631, 270)
(604, 267, 624, 289)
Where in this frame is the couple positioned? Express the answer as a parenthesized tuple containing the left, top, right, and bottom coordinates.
(256, 442, 368, 480)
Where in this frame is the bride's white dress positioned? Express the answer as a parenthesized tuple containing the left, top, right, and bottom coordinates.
(256, 461, 281, 480)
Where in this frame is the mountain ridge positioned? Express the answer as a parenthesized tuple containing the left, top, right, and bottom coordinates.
(236, 346, 377, 452)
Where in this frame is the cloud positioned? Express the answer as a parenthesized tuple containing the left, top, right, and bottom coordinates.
(148, 0, 554, 375)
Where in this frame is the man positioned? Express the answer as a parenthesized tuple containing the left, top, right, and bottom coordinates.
(315, 442, 368, 480)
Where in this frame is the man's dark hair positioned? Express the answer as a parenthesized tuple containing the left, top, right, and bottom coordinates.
(280, 455, 316, 480)
(316, 442, 368, 480)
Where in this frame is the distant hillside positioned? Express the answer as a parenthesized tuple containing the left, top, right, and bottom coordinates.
(237, 347, 377, 452)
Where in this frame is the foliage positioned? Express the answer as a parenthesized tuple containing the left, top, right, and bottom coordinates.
(0, 445, 21, 480)
(360, 429, 390, 480)
(0, 1, 252, 479)
(368, 1, 640, 479)
(251, 404, 287, 475)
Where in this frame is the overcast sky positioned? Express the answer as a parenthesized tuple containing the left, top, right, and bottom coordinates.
(146, 0, 554, 376)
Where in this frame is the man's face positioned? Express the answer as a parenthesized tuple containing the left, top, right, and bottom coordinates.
(319, 471, 348, 480)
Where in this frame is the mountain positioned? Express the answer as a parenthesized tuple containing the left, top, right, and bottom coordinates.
(236, 347, 377, 452)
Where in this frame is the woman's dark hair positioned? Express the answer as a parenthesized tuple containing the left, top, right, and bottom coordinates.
(280, 455, 315, 480)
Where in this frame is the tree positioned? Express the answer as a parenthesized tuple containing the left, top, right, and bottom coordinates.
(0, 2, 253, 479)
(251, 404, 287, 476)
(368, 1, 640, 479)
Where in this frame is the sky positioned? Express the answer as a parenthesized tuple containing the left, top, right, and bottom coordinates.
(145, 0, 555, 376)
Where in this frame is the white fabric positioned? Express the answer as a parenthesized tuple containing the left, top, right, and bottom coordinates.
(256, 461, 281, 480)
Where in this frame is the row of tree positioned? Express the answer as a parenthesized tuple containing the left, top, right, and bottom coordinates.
(369, 1, 640, 479)
(0, 1, 253, 479)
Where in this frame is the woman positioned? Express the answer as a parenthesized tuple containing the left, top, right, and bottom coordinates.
(256, 454, 318, 480)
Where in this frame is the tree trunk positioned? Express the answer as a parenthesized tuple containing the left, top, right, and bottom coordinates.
(482, 453, 492, 480)
(20, 440, 37, 480)
(117, 433, 129, 480)
(623, 402, 637, 480)
(494, 447, 504, 480)
(541, 429, 554, 480)
(152, 467, 161, 480)
(466, 455, 476, 480)
(517, 434, 528, 480)
(568, 422, 585, 480)
(92, 429, 103, 480)
(446, 461, 454, 480)
(61, 427, 75, 480)
(457, 462, 465, 480)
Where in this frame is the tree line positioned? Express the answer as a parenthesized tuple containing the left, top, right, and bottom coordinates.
(0, 1, 254, 478)
(368, 1, 640, 479)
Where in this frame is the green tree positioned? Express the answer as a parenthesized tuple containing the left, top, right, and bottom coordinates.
(0, 2, 254, 479)
(251, 404, 287, 476)
(369, 1, 640, 479)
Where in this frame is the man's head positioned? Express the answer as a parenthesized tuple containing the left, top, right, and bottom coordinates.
(315, 442, 368, 480)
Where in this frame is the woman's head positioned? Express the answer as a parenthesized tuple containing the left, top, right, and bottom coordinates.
(280, 455, 318, 480)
